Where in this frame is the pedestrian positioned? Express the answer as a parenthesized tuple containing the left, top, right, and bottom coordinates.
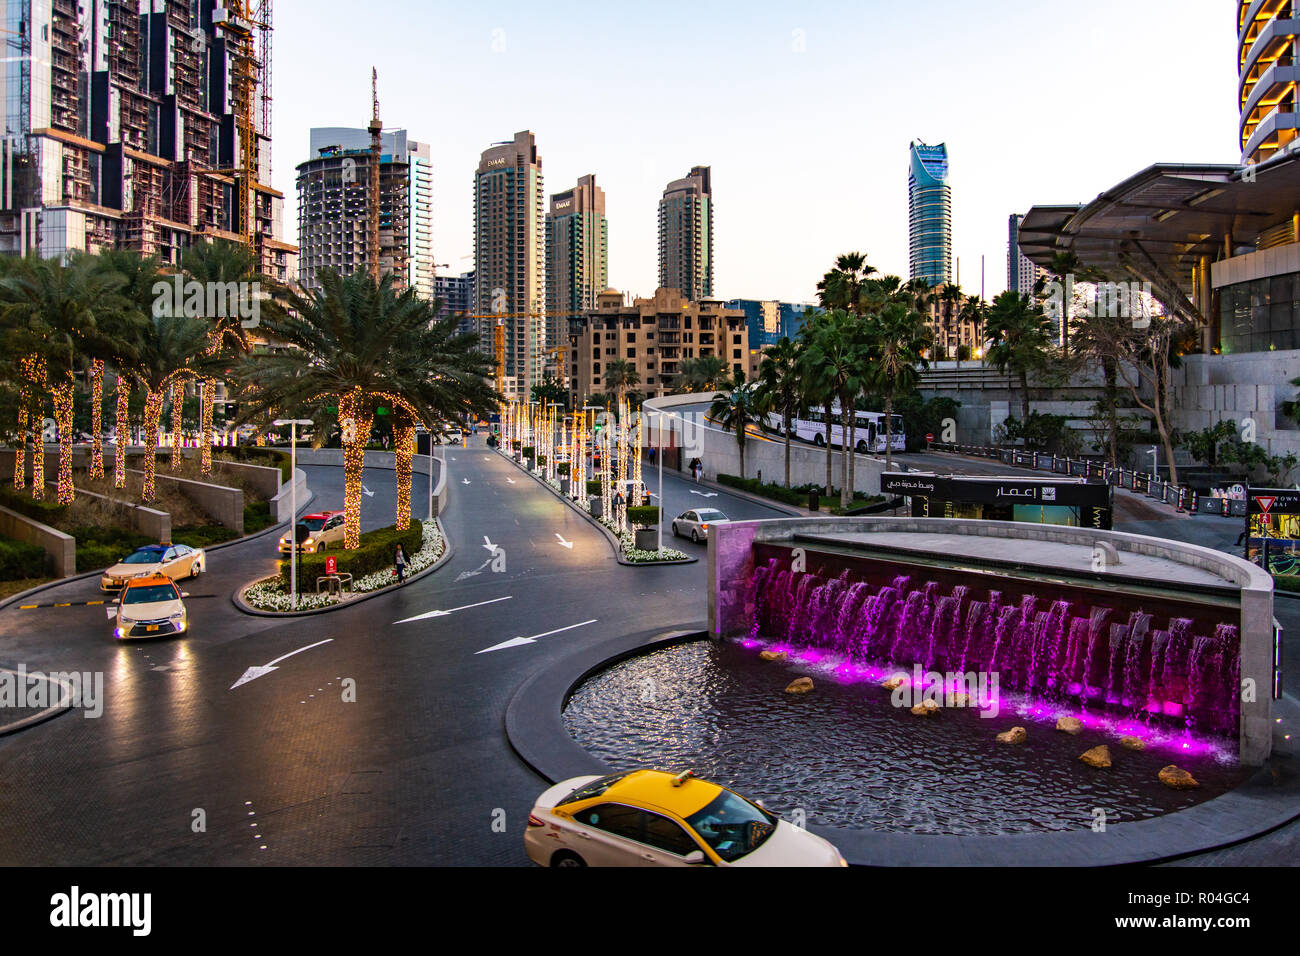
(615, 489, 626, 520)
(394, 543, 408, 584)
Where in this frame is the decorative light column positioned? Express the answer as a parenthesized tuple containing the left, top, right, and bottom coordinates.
(114, 376, 130, 489)
(89, 359, 105, 480)
(170, 380, 184, 470)
(52, 375, 76, 504)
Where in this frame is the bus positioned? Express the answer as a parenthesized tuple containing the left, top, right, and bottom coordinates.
(792, 407, 905, 453)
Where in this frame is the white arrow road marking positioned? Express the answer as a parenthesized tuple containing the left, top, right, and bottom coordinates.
(230, 638, 334, 690)
(482, 536, 497, 553)
(476, 619, 597, 654)
(690, 491, 718, 498)
(393, 595, 513, 624)
(505, 477, 515, 484)
(555, 534, 574, 549)
(361, 484, 375, 498)
(462, 478, 472, 485)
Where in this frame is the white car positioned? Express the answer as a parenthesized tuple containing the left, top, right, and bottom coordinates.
(671, 508, 730, 543)
(112, 574, 189, 640)
(445, 429, 463, 444)
(525, 769, 847, 868)
(101, 543, 205, 591)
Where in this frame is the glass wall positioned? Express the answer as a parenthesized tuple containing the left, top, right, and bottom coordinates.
(1219, 272, 1300, 353)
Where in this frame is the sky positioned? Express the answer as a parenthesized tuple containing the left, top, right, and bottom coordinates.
(272, 0, 1241, 303)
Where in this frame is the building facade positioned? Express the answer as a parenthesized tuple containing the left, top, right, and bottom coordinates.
(296, 132, 408, 293)
(566, 288, 747, 406)
(658, 166, 713, 301)
(1239, 0, 1299, 166)
(0, 0, 294, 280)
(475, 130, 545, 400)
(923, 284, 983, 360)
(908, 141, 953, 287)
(1007, 213, 1045, 296)
(434, 269, 475, 336)
(545, 174, 607, 362)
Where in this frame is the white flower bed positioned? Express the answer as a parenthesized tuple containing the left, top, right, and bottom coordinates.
(242, 520, 445, 612)
(595, 517, 688, 563)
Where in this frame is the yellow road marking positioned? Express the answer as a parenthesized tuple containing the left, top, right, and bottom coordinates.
(86, 600, 104, 605)
(18, 604, 37, 609)
(54, 603, 70, 607)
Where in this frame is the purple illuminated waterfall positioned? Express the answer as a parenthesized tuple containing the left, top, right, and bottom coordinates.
(746, 557, 1242, 736)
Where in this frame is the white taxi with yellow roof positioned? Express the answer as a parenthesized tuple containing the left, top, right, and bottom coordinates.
(525, 768, 847, 867)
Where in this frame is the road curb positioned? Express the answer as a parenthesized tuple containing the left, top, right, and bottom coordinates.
(508, 629, 1300, 867)
(0, 491, 316, 614)
(230, 517, 454, 618)
(0, 668, 75, 736)
(496, 449, 697, 567)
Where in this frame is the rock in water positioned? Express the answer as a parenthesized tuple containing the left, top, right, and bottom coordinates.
(996, 726, 1028, 744)
(881, 675, 907, 691)
(1119, 735, 1147, 751)
(1158, 765, 1200, 790)
(1079, 745, 1112, 768)
(1055, 717, 1083, 735)
(759, 651, 788, 662)
(785, 677, 814, 695)
(911, 700, 940, 717)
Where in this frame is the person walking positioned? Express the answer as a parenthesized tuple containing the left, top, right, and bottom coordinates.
(394, 543, 408, 585)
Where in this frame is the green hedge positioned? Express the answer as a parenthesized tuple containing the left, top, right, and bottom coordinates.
(173, 524, 239, 549)
(216, 447, 292, 482)
(627, 505, 660, 527)
(0, 537, 47, 581)
(243, 500, 274, 534)
(522, 446, 535, 458)
(1274, 574, 1300, 594)
(585, 479, 602, 496)
(279, 522, 423, 590)
(71, 525, 157, 572)
(557, 462, 570, 476)
(0, 484, 67, 523)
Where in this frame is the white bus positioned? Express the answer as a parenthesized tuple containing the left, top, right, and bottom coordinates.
(793, 407, 905, 453)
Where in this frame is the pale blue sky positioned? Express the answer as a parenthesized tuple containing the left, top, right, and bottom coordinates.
(274, 0, 1239, 302)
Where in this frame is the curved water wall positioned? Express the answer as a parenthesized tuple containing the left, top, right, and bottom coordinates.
(747, 550, 1241, 737)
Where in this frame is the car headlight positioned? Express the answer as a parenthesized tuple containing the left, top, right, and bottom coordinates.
(169, 611, 184, 621)
(119, 616, 137, 626)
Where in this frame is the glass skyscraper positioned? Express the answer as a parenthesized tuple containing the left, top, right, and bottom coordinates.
(908, 141, 953, 287)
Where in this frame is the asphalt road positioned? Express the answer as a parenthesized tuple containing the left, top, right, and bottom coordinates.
(0, 437, 1294, 865)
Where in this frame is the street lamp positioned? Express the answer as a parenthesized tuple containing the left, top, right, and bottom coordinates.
(273, 419, 313, 610)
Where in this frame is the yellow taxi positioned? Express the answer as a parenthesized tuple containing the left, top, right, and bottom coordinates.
(112, 573, 189, 640)
(525, 768, 847, 867)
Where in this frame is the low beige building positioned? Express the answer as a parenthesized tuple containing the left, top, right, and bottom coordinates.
(567, 288, 748, 406)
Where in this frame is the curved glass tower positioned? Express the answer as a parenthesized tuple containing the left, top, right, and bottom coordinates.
(908, 141, 953, 287)
(1238, 0, 1299, 166)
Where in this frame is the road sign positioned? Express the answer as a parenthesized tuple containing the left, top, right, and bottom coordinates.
(1255, 496, 1276, 515)
(325, 556, 338, 575)
(926, 433, 934, 442)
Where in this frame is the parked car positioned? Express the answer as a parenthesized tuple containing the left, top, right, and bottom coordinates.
(112, 573, 188, 640)
(671, 508, 730, 543)
(101, 544, 205, 591)
(525, 769, 846, 867)
(278, 510, 345, 554)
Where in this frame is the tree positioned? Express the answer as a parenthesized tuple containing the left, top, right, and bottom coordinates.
(671, 355, 729, 394)
(1180, 420, 1238, 470)
(984, 290, 1054, 426)
(708, 377, 769, 481)
(234, 269, 498, 546)
(604, 358, 640, 413)
(816, 251, 875, 316)
(803, 310, 868, 507)
(797, 309, 841, 496)
(0, 253, 129, 503)
(755, 336, 802, 487)
(863, 299, 932, 474)
(530, 375, 569, 410)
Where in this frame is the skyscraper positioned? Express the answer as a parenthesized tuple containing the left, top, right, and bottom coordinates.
(658, 166, 713, 301)
(546, 174, 608, 363)
(1007, 213, 1045, 296)
(1239, 3, 1299, 166)
(298, 128, 432, 297)
(0, 1, 294, 280)
(908, 141, 953, 287)
(475, 131, 545, 400)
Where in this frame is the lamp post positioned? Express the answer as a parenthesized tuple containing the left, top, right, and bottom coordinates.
(273, 419, 314, 610)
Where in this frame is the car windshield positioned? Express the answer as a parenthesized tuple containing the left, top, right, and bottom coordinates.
(299, 517, 326, 531)
(696, 510, 727, 521)
(684, 790, 777, 862)
(123, 549, 164, 564)
(555, 771, 633, 807)
(123, 584, 178, 605)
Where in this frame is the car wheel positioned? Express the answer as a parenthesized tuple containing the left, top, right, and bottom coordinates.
(691, 529, 700, 544)
(551, 850, 586, 868)
(191, 560, 202, 578)
(671, 523, 679, 538)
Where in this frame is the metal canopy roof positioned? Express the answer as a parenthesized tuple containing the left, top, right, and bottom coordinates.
(1019, 152, 1300, 321)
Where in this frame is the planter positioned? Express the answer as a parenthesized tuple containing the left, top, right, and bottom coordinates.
(524, 456, 535, 470)
(559, 478, 571, 495)
(591, 498, 604, 519)
(634, 528, 658, 552)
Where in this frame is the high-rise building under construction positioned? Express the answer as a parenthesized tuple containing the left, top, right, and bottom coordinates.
(0, 0, 295, 281)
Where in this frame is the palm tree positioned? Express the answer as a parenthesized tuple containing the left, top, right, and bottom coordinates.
(132, 310, 212, 503)
(0, 253, 128, 503)
(603, 358, 640, 414)
(804, 311, 869, 507)
(708, 376, 769, 481)
(671, 355, 729, 394)
(985, 290, 1054, 429)
(865, 300, 932, 473)
(817, 251, 875, 316)
(958, 294, 985, 367)
(234, 269, 499, 548)
(755, 336, 802, 487)
(797, 310, 840, 496)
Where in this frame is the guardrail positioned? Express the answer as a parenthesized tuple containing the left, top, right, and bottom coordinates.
(927, 443, 1247, 518)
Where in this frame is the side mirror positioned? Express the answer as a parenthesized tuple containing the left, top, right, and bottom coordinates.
(683, 850, 707, 865)
(180, 592, 190, 598)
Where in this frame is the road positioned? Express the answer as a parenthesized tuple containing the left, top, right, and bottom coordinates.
(0, 437, 1293, 865)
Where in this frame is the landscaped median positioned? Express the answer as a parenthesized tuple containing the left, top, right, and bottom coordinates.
(498, 446, 692, 565)
(239, 519, 446, 612)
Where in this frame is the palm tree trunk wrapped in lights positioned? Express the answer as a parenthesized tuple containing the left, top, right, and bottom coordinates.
(394, 420, 415, 531)
(601, 421, 612, 523)
(141, 388, 166, 502)
(89, 360, 105, 480)
(28, 357, 47, 500)
(339, 389, 375, 550)
(13, 403, 27, 490)
(114, 376, 130, 489)
(200, 379, 215, 475)
(52, 376, 77, 504)
(170, 380, 184, 470)
(632, 414, 643, 504)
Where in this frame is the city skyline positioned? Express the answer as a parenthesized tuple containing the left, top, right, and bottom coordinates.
(273, 0, 1239, 304)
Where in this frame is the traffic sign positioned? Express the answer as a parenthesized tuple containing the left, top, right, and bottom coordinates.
(325, 556, 338, 575)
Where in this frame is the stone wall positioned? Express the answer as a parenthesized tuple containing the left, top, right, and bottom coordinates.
(0, 505, 75, 578)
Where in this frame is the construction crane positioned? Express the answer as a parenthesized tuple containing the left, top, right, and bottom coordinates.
(368, 68, 382, 283)
(214, 1, 271, 250)
(494, 320, 506, 394)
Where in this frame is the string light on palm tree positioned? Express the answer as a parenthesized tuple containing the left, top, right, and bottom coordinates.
(141, 387, 166, 502)
(88, 359, 105, 480)
(52, 375, 76, 504)
(114, 375, 129, 489)
(394, 416, 416, 532)
(27, 355, 47, 501)
(170, 379, 184, 470)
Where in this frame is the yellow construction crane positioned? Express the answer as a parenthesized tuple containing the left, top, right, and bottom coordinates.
(459, 311, 583, 395)
(214, 2, 268, 248)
